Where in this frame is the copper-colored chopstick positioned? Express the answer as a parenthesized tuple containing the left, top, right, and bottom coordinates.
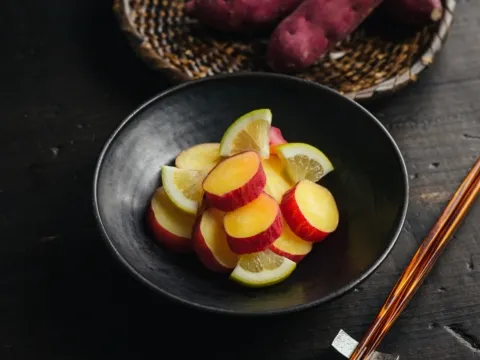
(353, 170, 480, 359)
(349, 157, 480, 360)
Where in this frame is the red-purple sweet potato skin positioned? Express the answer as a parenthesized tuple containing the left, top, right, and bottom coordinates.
(184, 0, 305, 32)
(267, 0, 384, 72)
(383, 0, 444, 25)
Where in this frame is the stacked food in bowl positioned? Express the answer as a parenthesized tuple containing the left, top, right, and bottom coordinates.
(147, 108, 340, 288)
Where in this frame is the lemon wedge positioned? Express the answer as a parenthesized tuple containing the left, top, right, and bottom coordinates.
(161, 165, 207, 215)
(219, 109, 272, 159)
(276, 143, 334, 183)
(230, 249, 296, 288)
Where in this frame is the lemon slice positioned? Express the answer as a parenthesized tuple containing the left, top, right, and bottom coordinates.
(161, 165, 207, 215)
(230, 249, 296, 288)
(276, 143, 334, 183)
(219, 109, 272, 159)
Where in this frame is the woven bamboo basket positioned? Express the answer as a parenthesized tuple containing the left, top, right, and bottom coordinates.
(113, 0, 456, 101)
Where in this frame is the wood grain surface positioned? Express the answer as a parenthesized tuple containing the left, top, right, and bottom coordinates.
(0, 0, 479, 359)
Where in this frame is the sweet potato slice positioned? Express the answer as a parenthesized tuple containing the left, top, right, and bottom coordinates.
(202, 151, 266, 212)
(224, 193, 283, 254)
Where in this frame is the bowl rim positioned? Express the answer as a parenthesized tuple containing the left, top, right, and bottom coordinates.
(92, 72, 410, 317)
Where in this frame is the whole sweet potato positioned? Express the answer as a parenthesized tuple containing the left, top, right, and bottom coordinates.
(184, 0, 305, 32)
(383, 0, 444, 26)
(267, 0, 384, 72)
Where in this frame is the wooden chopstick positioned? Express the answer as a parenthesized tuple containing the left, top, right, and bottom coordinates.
(349, 157, 480, 360)
(355, 170, 480, 359)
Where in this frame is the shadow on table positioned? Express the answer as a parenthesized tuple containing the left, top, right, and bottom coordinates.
(74, 0, 170, 103)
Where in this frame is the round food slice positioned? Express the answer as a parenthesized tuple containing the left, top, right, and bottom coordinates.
(202, 151, 266, 212)
(175, 143, 221, 172)
(147, 187, 196, 253)
(262, 155, 294, 203)
(223, 192, 282, 254)
(276, 143, 334, 183)
(270, 216, 313, 262)
(230, 249, 296, 288)
(193, 208, 238, 273)
(269, 126, 287, 155)
(219, 109, 272, 159)
(161, 165, 207, 215)
(281, 179, 339, 243)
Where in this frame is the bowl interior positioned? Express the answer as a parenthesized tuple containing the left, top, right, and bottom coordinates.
(94, 73, 408, 315)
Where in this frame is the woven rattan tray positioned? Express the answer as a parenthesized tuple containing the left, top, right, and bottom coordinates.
(114, 0, 456, 101)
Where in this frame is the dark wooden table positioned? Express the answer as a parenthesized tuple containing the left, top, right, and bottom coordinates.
(1, 1, 479, 359)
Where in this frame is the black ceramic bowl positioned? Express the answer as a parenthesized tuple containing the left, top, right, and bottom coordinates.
(93, 73, 408, 316)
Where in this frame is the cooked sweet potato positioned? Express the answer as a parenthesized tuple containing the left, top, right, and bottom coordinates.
(383, 0, 443, 26)
(267, 0, 384, 72)
(184, 0, 304, 32)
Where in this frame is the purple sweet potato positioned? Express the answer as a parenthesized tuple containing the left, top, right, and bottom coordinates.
(184, 0, 305, 32)
(383, 0, 444, 26)
(267, 0, 384, 72)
